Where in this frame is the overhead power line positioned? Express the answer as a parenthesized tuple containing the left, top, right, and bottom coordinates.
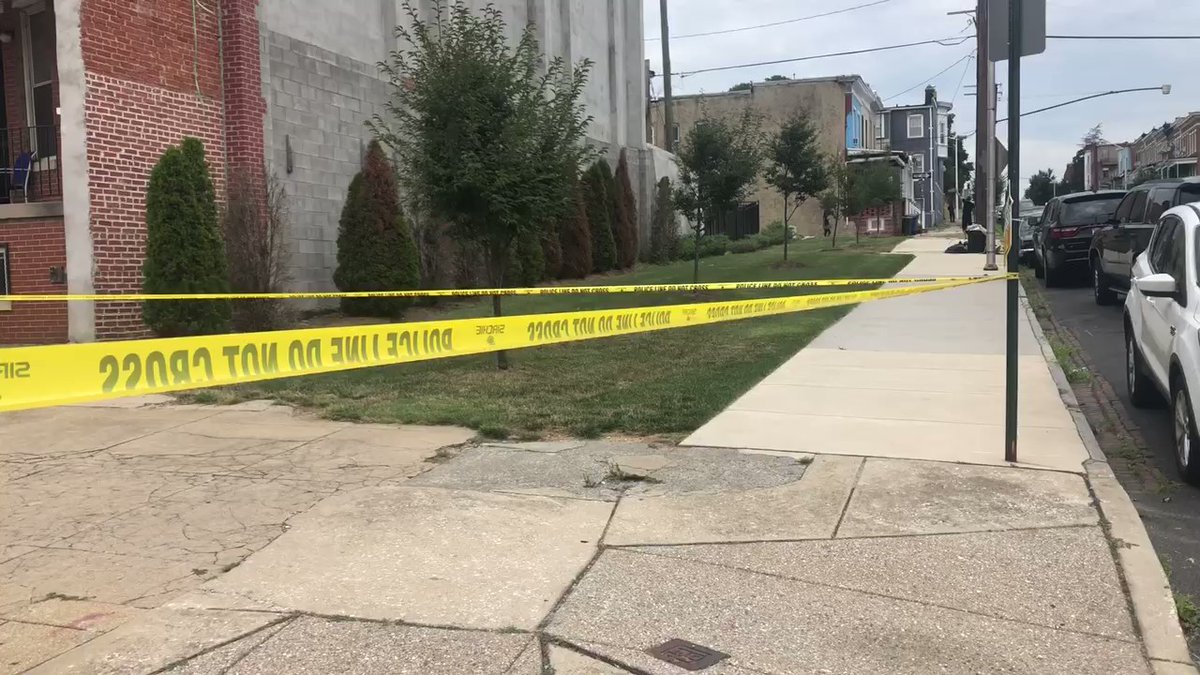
(664, 36, 972, 78)
(884, 50, 975, 102)
(1048, 34, 1200, 40)
(646, 0, 892, 42)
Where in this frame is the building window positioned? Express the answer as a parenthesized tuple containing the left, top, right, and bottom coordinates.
(22, 3, 57, 159)
(908, 114, 924, 139)
(911, 153, 925, 175)
(938, 116, 948, 145)
(672, 124, 680, 147)
(0, 244, 9, 309)
(876, 113, 887, 140)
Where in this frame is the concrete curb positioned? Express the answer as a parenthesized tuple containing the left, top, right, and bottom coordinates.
(1021, 293, 1197, 673)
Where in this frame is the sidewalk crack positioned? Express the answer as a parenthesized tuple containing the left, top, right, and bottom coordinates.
(830, 457, 866, 538)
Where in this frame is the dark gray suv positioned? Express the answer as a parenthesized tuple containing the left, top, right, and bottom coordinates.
(1034, 190, 1126, 287)
(1090, 177, 1200, 305)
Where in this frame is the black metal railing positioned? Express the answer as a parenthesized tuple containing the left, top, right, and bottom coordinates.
(0, 125, 61, 204)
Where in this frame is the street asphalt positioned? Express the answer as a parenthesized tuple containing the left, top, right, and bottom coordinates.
(1037, 272, 1200, 614)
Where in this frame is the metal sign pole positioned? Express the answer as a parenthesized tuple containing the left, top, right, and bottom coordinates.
(1004, 0, 1023, 463)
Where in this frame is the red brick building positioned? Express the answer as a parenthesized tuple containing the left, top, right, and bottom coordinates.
(0, 0, 265, 344)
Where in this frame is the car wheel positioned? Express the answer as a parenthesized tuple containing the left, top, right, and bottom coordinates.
(1093, 264, 1117, 306)
(1043, 250, 1060, 287)
(1171, 381, 1200, 485)
(1126, 329, 1160, 409)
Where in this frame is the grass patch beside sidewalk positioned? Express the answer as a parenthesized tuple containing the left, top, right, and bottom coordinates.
(194, 240, 911, 439)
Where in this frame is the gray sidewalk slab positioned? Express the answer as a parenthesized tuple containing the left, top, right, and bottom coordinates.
(548, 548, 1148, 675)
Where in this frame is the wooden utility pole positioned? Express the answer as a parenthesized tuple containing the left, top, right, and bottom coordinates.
(976, 0, 997, 270)
(659, 0, 675, 152)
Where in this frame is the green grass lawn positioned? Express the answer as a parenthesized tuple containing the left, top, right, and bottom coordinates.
(195, 238, 912, 439)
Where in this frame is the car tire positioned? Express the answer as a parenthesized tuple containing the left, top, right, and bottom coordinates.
(1170, 380, 1200, 485)
(1093, 264, 1118, 306)
(1126, 329, 1160, 409)
(1043, 250, 1060, 287)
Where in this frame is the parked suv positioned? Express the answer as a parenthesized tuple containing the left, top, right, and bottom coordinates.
(1033, 190, 1126, 286)
(1124, 202, 1200, 484)
(1092, 177, 1200, 305)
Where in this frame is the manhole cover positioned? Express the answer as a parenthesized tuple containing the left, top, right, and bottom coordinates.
(646, 639, 729, 671)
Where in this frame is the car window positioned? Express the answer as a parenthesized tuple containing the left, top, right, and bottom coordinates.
(1113, 193, 1136, 224)
(1147, 187, 1175, 221)
(1040, 201, 1054, 224)
(1180, 182, 1200, 206)
(1150, 220, 1177, 273)
(1060, 194, 1123, 226)
(1167, 218, 1186, 288)
(1128, 190, 1149, 224)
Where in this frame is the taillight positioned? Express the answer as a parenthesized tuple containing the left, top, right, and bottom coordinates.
(1050, 227, 1079, 239)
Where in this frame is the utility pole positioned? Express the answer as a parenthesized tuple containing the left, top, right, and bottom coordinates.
(975, 0, 997, 270)
(659, 0, 675, 153)
(1004, 0, 1024, 463)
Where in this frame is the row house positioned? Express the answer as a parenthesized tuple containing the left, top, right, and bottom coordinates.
(649, 74, 913, 237)
(1119, 112, 1200, 186)
(1, 0, 650, 345)
(878, 86, 952, 231)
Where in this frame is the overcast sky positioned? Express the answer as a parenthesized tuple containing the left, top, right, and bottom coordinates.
(644, 0, 1199, 190)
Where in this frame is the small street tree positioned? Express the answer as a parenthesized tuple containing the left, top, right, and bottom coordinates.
(614, 149, 639, 268)
(333, 141, 421, 318)
(821, 160, 901, 248)
(765, 113, 827, 260)
(372, 0, 592, 368)
(142, 137, 231, 336)
(674, 110, 762, 282)
(649, 177, 679, 264)
(1025, 169, 1058, 206)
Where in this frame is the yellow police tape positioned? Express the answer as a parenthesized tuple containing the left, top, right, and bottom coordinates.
(0, 275, 1005, 412)
(0, 275, 1012, 302)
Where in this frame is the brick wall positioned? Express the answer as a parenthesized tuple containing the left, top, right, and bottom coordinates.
(80, 0, 228, 340)
(84, 73, 225, 340)
(0, 218, 67, 344)
(222, 0, 267, 185)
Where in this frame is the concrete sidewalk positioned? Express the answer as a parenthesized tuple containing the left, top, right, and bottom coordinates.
(8, 235, 1196, 674)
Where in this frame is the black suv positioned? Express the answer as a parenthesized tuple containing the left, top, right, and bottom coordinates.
(1034, 190, 1126, 287)
(1090, 177, 1200, 305)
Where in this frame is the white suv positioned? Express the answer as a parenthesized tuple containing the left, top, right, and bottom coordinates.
(1125, 202, 1200, 484)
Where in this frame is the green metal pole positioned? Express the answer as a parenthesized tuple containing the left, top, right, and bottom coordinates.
(1005, 0, 1023, 463)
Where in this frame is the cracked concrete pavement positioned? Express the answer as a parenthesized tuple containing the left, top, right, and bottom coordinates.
(6, 424, 1172, 675)
(0, 398, 474, 673)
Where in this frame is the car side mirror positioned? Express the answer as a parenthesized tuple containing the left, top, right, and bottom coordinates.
(1135, 273, 1178, 299)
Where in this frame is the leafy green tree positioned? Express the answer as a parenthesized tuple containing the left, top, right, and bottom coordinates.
(765, 113, 828, 260)
(649, 177, 679, 264)
(1024, 169, 1058, 206)
(540, 217, 563, 280)
(142, 138, 230, 336)
(506, 228, 546, 287)
(558, 182, 592, 278)
(821, 160, 901, 247)
(728, 82, 753, 92)
(613, 149, 639, 268)
(674, 110, 763, 282)
(942, 118, 972, 220)
(765, 74, 790, 82)
(333, 141, 421, 318)
(582, 160, 619, 272)
(371, 1, 592, 368)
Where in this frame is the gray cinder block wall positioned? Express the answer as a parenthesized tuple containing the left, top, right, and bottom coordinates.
(259, 0, 651, 300)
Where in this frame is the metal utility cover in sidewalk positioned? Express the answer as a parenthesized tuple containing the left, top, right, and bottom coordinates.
(647, 639, 729, 670)
(988, 0, 1047, 61)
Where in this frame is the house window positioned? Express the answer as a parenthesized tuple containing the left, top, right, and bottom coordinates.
(672, 124, 680, 147)
(938, 116, 948, 145)
(22, 3, 57, 159)
(0, 244, 9, 310)
(911, 153, 925, 175)
(876, 113, 887, 140)
(908, 113, 924, 139)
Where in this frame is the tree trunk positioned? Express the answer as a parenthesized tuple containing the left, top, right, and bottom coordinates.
(486, 243, 510, 371)
(782, 196, 789, 261)
(855, 214, 861, 245)
(692, 229, 701, 284)
(492, 294, 509, 370)
(831, 216, 839, 249)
